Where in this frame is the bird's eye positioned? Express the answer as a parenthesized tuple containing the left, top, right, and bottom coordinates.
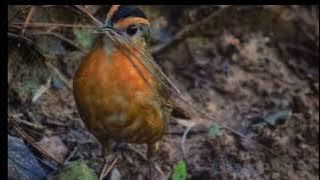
(126, 25, 139, 36)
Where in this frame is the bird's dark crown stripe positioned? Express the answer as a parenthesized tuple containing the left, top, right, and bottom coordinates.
(110, 5, 147, 24)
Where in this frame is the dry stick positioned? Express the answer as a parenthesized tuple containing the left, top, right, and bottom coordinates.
(9, 120, 63, 165)
(63, 147, 78, 165)
(8, 32, 34, 45)
(127, 144, 148, 161)
(11, 118, 44, 131)
(12, 22, 95, 29)
(45, 61, 73, 90)
(127, 144, 164, 177)
(46, 25, 59, 33)
(26, 31, 88, 53)
(8, 5, 32, 25)
(99, 161, 109, 180)
(9, 5, 59, 28)
(100, 156, 119, 180)
(149, 5, 233, 54)
(75, 5, 102, 26)
(21, 6, 35, 35)
(32, 76, 52, 103)
(181, 123, 196, 163)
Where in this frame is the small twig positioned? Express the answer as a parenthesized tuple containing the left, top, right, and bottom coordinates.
(26, 31, 88, 53)
(126, 144, 164, 177)
(8, 32, 34, 45)
(21, 6, 35, 35)
(63, 147, 78, 165)
(75, 5, 102, 26)
(11, 118, 44, 131)
(8, 5, 32, 25)
(150, 6, 232, 54)
(11, 22, 95, 29)
(181, 123, 196, 161)
(9, 112, 43, 131)
(32, 76, 52, 103)
(127, 144, 148, 161)
(104, 156, 119, 176)
(100, 161, 109, 180)
(154, 163, 165, 178)
(45, 60, 72, 90)
(46, 26, 58, 33)
(100, 156, 119, 180)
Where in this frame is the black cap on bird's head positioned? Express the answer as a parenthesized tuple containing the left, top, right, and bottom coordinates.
(97, 5, 150, 45)
(98, 5, 149, 30)
(107, 5, 147, 26)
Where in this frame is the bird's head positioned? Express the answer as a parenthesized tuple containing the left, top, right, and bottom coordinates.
(97, 5, 150, 50)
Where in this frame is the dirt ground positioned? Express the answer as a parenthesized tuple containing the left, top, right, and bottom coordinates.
(8, 5, 319, 180)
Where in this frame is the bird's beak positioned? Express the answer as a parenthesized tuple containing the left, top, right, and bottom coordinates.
(96, 21, 113, 32)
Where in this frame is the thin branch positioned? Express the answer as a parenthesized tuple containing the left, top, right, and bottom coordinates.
(8, 5, 32, 25)
(11, 22, 95, 29)
(8, 32, 34, 45)
(45, 61, 73, 90)
(100, 156, 119, 180)
(21, 6, 35, 35)
(9, 114, 44, 131)
(181, 123, 196, 162)
(75, 5, 102, 26)
(150, 6, 232, 54)
(26, 31, 88, 53)
(63, 147, 78, 165)
(32, 76, 52, 103)
(127, 144, 148, 161)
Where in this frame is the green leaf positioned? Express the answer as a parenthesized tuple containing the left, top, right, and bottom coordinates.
(171, 160, 187, 180)
(56, 160, 98, 180)
(74, 28, 94, 49)
(208, 123, 222, 139)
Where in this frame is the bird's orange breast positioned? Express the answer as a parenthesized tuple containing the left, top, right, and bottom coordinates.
(73, 47, 166, 144)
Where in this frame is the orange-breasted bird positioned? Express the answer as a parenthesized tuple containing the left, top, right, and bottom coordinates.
(73, 5, 175, 178)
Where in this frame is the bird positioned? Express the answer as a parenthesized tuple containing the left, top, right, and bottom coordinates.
(73, 5, 178, 179)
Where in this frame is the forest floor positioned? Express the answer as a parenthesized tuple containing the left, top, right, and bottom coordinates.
(8, 5, 319, 180)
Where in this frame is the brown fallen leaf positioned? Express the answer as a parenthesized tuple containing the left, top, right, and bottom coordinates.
(37, 135, 68, 162)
